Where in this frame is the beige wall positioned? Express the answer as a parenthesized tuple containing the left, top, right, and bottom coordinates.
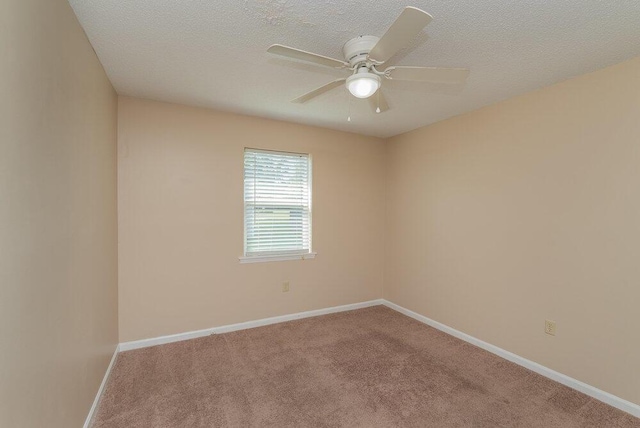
(0, 0, 118, 427)
(385, 57, 640, 405)
(118, 97, 386, 342)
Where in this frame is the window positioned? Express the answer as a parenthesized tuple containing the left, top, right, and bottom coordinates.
(240, 148, 315, 263)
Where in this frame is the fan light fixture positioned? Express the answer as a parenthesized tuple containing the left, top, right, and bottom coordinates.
(267, 7, 471, 112)
(346, 68, 380, 99)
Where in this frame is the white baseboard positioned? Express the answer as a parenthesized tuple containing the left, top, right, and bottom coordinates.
(119, 299, 384, 352)
(382, 299, 640, 418)
(83, 345, 119, 428)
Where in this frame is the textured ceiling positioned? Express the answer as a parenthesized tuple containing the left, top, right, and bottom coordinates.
(68, 0, 640, 138)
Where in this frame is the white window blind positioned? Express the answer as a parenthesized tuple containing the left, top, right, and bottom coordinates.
(243, 149, 312, 259)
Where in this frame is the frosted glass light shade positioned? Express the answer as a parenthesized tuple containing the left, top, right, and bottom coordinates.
(346, 72, 380, 99)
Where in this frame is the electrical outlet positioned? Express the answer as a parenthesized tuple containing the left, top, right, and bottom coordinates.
(282, 281, 290, 293)
(545, 319, 556, 336)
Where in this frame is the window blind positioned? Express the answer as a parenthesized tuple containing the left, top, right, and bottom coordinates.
(244, 149, 311, 257)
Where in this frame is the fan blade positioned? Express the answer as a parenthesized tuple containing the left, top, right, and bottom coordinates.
(292, 79, 346, 103)
(369, 90, 389, 113)
(268, 44, 348, 69)
(368, 7, 433, 64)
(385, 66, 470, 84)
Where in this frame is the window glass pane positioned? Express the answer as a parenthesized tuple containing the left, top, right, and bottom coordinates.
(244, 149, 311, 256)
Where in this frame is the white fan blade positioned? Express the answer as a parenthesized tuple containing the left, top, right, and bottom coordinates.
(368, 7, 433, 65)
(385, 66, 470, 83)
(369, 90, 389, 113)
(268, 44, 349, 69)
(292, 79, 346, 103)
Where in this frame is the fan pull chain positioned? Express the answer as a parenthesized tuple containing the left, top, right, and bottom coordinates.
(376, 90, 381, 113)
(347, 94, 352, 122)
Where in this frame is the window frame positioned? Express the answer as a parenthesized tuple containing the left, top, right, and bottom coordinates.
(239, 148, 316, 264)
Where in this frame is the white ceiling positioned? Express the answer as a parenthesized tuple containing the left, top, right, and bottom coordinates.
(68, 0, 640, 138)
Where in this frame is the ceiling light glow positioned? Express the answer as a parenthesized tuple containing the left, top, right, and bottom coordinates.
(346, 69, 380, 99)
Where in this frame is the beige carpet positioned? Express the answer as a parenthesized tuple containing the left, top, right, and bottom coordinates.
(92, 306, 639, 427)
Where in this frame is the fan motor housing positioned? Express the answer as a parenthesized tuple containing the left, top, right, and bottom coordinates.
(342, 35, 380, 67)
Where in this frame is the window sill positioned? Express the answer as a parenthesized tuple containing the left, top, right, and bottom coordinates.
(239, 252, 317, 264)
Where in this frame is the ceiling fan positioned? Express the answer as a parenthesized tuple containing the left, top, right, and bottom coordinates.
(267, 6, 470, 113)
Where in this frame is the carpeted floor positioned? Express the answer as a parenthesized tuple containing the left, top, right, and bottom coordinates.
(92, 306, 640, 427)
